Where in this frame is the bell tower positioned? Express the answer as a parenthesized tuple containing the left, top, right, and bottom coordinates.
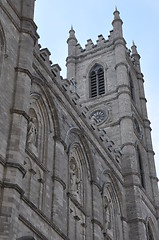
(66, 8, 159, 240)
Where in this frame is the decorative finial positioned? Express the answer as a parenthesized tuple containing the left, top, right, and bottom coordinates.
(131, 41, 138, 55)
(132, 40, 135, 46)
(68, 25, 76, 39)
(113, 6, 120, 20)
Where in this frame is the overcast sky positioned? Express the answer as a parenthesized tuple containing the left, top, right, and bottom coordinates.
(34, 0, 159, 179)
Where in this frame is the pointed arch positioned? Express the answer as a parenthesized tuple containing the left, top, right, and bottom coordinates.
(89, 64, 105, 98)
(31, 78, 60, 137)
(101, 170, 124, 240)
(27, 79, 60, 166)
(65, 127, 95, 182)
(67, 135, 89, 240)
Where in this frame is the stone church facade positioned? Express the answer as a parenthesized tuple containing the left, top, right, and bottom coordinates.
(0, 1, 159, 240)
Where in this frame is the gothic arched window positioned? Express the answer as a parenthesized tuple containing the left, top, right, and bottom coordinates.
(89, 64, 105, 98)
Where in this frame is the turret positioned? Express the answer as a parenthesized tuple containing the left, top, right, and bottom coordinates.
(131, 41, 141, 72)
(112, 7, 123, 40)
(66, 26, 77, 80)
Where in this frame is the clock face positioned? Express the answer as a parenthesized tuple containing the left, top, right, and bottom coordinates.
(91, 110, 106, 124)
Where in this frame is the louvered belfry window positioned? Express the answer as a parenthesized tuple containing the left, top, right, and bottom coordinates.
(90, 65, 105, 98)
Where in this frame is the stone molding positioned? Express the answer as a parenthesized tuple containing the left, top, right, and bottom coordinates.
(91, 218, 103, 230)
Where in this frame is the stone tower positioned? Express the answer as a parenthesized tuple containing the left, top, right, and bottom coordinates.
(66, 7, 159, 240)
(0, 1, 158, 240)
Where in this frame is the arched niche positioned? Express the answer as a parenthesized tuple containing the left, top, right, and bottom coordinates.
(101, 172, 124, 240)
(65, 127, 94, 182)
(68, 142, 89, 240)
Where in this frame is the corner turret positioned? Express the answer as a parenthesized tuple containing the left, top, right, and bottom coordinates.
(66, 26, 77, 80)
(112, 7, 123, 40)
(131, 41, 141, 72)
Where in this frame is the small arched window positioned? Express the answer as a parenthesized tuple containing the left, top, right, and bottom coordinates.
(129, 73, 135, 101)
(137, 147, 145, 188)
(0, 27, 5, 76)
(89, 64, 105, 98)
(147, 224, 154, 240)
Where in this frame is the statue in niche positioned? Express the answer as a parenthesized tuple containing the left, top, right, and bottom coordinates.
(104, 197, 112, 232)
(70, 160, 81, 197)
(27, 117, 37, 146)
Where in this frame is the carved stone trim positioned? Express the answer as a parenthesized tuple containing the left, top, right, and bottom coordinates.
(25, 148, 48, 172)
(0, 155, 5, 166)
(15, 67, 33, 80)
(1, 181, 25, 196)
(19, 208, 69, 240)
(10, 108, 30, 121)
(52, 175, 66, 190)
(115, 61, 128, 70)
(91, 218, 103, 230)
(19, 215, 48, 240)
(67, 192, 86, 215)
(6, 162, 26, 177)
(127, 217, 145, 224)
(91, 180, 102, 192)
(123, 171, 140, 178)
(53, 136, 67, 150)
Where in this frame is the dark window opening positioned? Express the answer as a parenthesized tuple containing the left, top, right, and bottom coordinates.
(129, 74, 135, 101)
(137, 147, 145, 188)
(147, 224, 154, 240)
(90, 65, 105, 98)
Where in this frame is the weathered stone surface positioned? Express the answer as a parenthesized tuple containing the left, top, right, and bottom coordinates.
(0, 2, 158, 240)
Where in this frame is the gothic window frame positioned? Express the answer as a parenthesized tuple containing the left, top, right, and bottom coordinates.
(89, 64, 105, 98)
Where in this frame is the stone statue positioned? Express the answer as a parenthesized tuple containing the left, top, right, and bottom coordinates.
(27, 118, 37, 146)
(104, 197, 112, 231)
(70, 161, 81, 196)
